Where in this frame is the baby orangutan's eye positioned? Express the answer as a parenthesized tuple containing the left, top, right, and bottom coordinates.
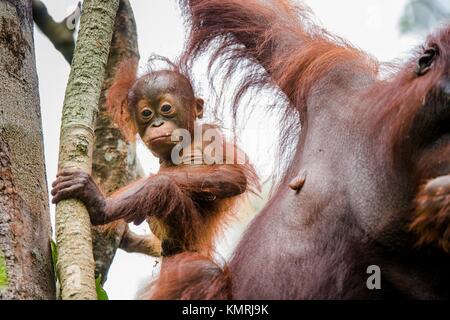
(141, 109, 153, 118)
(160, 104, 173, 113)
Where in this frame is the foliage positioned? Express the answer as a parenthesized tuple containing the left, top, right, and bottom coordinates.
(400, 0, 450, 34)
(51, 240, 58, 279)
(51, 240, 61, 299)
(95, 276, 109, 300)
(0, 248, 8, 288)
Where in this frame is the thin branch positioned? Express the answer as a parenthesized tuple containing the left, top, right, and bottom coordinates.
(120, 226, 161, 257)
(32, 0, 78, 63)
(55, 0, 120, 300)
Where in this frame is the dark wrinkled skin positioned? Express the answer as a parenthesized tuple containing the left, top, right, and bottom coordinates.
(130, 71, 204, 160)
(170, 0, 450, 299)
(51, 169, 157, 225)
(228, 54, 450, 300)
(52, 169, 108, 225)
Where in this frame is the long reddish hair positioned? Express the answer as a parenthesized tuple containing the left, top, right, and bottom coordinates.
(179, 0, 379, 180)
(179, 0, 450, 175)
(143, 0, 450, 300)
(106, 58, 139, 142)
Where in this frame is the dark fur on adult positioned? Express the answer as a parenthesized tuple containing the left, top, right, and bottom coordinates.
(145, 0, 450, 299)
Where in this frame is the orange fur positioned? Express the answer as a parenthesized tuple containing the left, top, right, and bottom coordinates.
(106, 58, 139, 142)
(411, 176, 450, 252)
(139, 252, 230, 300)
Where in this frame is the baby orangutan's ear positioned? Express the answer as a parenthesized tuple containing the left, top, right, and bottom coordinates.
(195, 98, 204, 119)
(106, 58, 139, 142)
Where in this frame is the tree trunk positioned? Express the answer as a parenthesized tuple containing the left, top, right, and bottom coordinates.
(55, 0, 119, 300)
(91, 0, 143, 284)
(30, 0, 156, 286)
(0, 0, 54, 299)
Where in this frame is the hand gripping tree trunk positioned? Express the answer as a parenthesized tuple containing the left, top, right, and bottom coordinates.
(31, 0, 160, 285)
(0, 0, 54, 299)
(91, 0, 160, 284)
(55, 0, 119, 300)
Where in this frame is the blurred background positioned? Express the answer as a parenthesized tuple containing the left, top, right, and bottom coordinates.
(33, 0, 449, 299)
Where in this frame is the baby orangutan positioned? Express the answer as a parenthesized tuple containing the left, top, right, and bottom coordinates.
(51, 57, 259, 258)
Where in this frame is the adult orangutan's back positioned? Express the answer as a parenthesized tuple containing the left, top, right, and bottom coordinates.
(149, 0, 450, 299)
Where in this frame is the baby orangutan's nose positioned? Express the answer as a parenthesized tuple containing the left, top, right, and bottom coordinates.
(152, 119, 165, 128)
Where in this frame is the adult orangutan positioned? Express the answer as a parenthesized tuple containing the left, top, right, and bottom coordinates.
(146, 0, 450, 299)
(51, 56, 259, 263)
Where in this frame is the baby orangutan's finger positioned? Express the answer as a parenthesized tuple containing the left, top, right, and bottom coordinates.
(52, 175, 82, 188)
(56, 168, 84, 178)
(51, 178, 85, 196)
(51, 183, 85, 204)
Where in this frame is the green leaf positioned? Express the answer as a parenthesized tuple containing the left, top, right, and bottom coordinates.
(96, 276, 109, 300)
(51, 239, 62, 299)
(0, 248, 8, 289)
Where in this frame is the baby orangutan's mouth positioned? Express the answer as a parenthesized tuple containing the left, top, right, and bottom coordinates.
(149, 133, 172, 143)
(410, 174, 450, 252)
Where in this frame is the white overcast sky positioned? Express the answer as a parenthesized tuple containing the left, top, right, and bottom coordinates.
(34, 0, 423, 299)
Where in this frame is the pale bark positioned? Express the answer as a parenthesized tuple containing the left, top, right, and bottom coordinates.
(55, 0, 119, 300)
(91, 0, 140, 284)
(91, 0, 161, 285)
(0, 0, 54, 299)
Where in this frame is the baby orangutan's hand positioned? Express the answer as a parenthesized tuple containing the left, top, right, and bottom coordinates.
(51, 169, 107, 225)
